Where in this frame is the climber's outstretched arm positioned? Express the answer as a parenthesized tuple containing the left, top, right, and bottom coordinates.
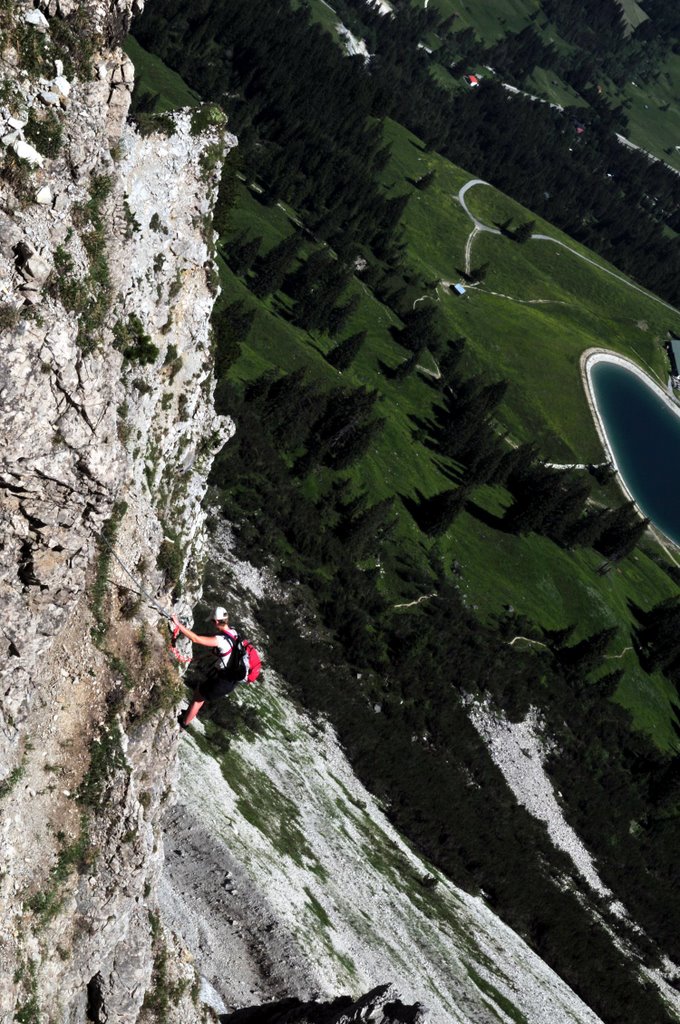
(171, 613, 219, 648)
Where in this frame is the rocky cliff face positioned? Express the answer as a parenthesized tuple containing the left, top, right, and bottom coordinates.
(0, 2, 235, 1018)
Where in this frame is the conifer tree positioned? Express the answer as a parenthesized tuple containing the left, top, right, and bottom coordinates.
(213, 151, 241, 236)
(212, 299, 255, 374)
(495, 441, 539, 487)
(286, 249, 335, 301)
(338, 497, 397, 558)
(393, 352, 420, 380)
(418, 487, 469, 536)
(251, 231, 302, 298)
(595, 502, 648, 559)
(399, 304, 439, 352)
(437, 377, 508, 459)
(262, 369, 323, 449)
(327, 331, 367, 371)
(436, 337, 465, 390)
(294, 261, 352, 332)
(514, 220, 535, 243)
(328, 294, 360, 338)
(225, 232, 263, 275)
(638, 599, 680, 675)
(558, 626, 618, 682)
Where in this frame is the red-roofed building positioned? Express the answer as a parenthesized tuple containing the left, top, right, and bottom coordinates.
(464, 74, 479, 87)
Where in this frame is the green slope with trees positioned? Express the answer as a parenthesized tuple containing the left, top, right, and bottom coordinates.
(128, 12, 680, 1023)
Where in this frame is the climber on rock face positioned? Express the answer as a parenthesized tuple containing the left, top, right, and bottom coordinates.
(172, 607, 261, 727)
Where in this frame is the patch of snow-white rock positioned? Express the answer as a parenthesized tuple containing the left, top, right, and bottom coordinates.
(336, 23, 372, 61)
(468, 704, 613, 899)
(468, 702, 680, 1016)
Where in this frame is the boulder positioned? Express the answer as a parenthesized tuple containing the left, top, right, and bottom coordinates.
(24, 9, 49, 30)
(35, 186, 53, 205)
(24, 253, 51, 285)
(52, 75, 71, 98)
(12, 139, 45, 167)
(39, 90, 61, 107)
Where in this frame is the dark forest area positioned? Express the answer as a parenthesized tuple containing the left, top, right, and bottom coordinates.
(135, 0, 680, 304)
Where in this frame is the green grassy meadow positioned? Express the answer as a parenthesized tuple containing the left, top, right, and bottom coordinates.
(380, 119, 678, 459)
(613, 52, 680, 171)
(525, 67, 589, 109)
(123, 36, 200, 110)
(300, 0, 345, 37)
(416, 0, 539, 44)
(128, 37, 680, 748)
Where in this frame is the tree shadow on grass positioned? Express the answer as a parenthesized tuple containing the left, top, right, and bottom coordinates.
(388, 324, 411, 349)
(271, 300, 297, 324)
(408, 411, 439, 447)
(626, 599, 655, 671)
(432, 457, 465, 486)
(399, 490, 429, 532)
(627, 597, 652, 627)
(669, 714, 680, 746)
(464, 497, 508, 532)
(378, 357, 405, 379)
(493, 218, 517, 238)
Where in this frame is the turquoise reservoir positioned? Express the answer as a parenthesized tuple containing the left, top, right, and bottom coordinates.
(590, 359, 680, 547)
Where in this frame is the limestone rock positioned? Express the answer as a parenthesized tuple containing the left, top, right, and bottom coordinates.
(24, 9, 49, 30)
(53, 75, 71, 98)
(11, 139, 44, 166)
(34, 185, 53, 205)
(39, 89, 61, 106)
(21, 252, 51, 285)
(0, 0, 236, 1019)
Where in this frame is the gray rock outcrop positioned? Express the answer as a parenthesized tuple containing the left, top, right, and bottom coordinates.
(0, 1, 235, 1019)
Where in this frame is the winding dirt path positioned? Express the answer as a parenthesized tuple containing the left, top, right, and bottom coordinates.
(393, 592, 436, 609)
(457, 179, 680, 318)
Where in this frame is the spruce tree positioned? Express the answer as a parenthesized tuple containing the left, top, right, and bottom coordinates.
(558, 626, 618, 681)
(286, 249, 335, 301)
(251, 231, 302, 298)
(393, 352, 420, 379)
(294, 261, 352, 332)
(226, 233, 263, 275)
(328, 294, 360, 337)
(212, 300, 255, 374)
(213, 150, 241, 237)
(514, 220, 535, 243)
(418, 487, 469, 536)
(436, 337, 465, 390)
(327, 331, 367, 371)
(638, 599, 680, 675)
(595, 502, 648, 559)
(338, 497, 397, 558)
(399, 304, 439, 352)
